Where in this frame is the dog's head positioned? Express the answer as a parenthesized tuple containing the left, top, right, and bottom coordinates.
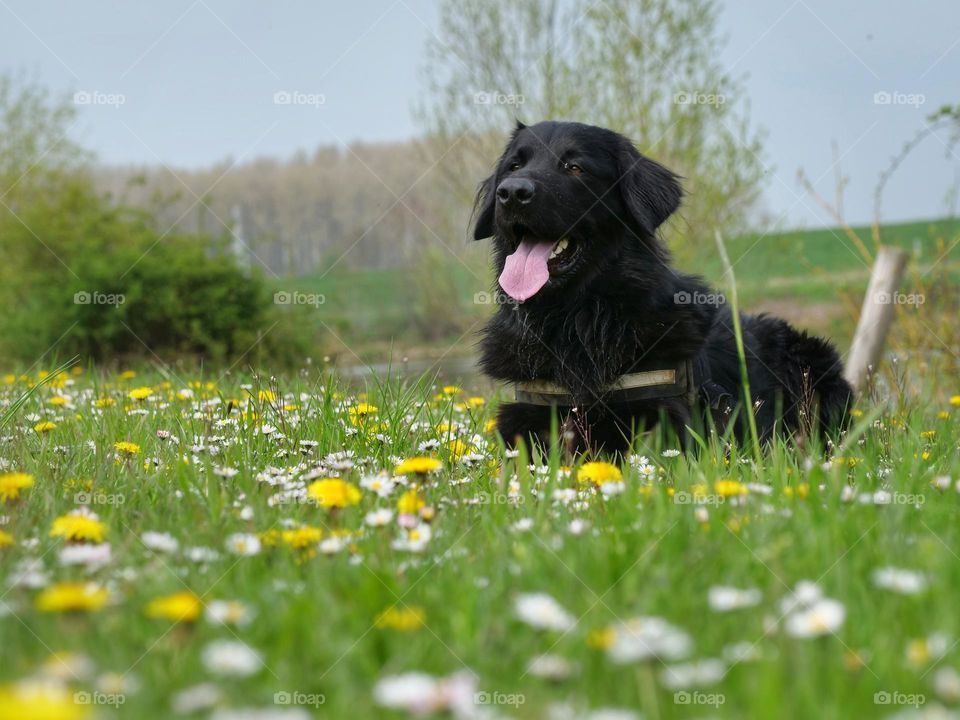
(473, 120, 682, 303)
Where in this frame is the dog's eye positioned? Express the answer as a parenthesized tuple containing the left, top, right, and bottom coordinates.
(563, 161, 583, 175)
(508, 161, 522, 171)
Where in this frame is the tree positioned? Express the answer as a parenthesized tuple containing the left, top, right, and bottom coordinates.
(415, 0, 767, 253)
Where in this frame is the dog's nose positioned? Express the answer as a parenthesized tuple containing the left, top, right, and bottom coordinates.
(496, 177, 535, 206)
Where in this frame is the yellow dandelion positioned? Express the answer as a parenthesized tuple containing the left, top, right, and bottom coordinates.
(397, 489, 425, 514)
(715, 479, 748, 497)
(119, 370, 137, 380)
(307, 478, 362, 509)
(93, 397, 116, 408)
(950, 395, 960, 407)
(114, 441, 141, 456)
(577, 461, 622, 486)
(48, 396, 69, 407)
(281, 526, 324, 549)
(587, 626, 616, 650)
(0, 530, 14, 548)
(783, 483, 810, 499)
(257, 389, 276, 402)
(447, 439, 474, 461)
(50, 513, 107, 543)
(920, 430, 936, 439)
(36, 582, 108, 613)
(0, 472, 34, 503)
(145, 591, 202, 622)
(375, 605, 425, 631)
(483, 419, 497, 433)
(128, 386, 153, 401)
(395, 457, 443, 475)
(33, 421, 57, 433)
(348, 403, 378, 425)
(0, 682, 90, 719)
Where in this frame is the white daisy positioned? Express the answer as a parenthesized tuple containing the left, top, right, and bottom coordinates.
(201, 640, 263, 677)
(708, 586, 762, 612)
(784, 598, 845, 638)
(514, 593, 576, 632)
(659, 658, 726, 689)
(225, 533, 261, 556)
(871, 567, 927, 595)
(142, 531, 179, 554)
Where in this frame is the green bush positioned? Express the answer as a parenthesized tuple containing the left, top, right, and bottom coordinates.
(0, 172, 308, 367)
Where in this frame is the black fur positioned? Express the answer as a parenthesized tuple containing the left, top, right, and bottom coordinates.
(473, 120, 853, 454)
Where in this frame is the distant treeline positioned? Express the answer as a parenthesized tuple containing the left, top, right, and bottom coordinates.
(94, 140, 486, 277)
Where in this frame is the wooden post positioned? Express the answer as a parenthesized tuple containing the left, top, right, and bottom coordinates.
(844, 246, 909, 392)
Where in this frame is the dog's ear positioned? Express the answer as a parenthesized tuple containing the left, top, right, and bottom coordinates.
(472, 174, 496, 240)
(618, 141, 683, 235)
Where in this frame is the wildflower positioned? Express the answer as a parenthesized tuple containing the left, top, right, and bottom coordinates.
(201, 640, 263, 677)
(514, 593, 575, 632)
(784, 598, 845, 638)
(391, 523, 432, 552)
(119, 370, 137, 380)
(172, 683, 221, 714)
(397, 489, 425, 514)
(141, 531, 179, 554)
(906, 633, 951, 667)
(375, 605, 426, 631)
(606, 617, 692, 663)
(307, 478, 362, 508)
(93, 398, 116, 408)
(50, 510, 107, 543)
(145, 591, 202, 622)
(373, 671, 476, 716)
(365, 509, 394, 527)
(225, 533, 262, 556)
(128, 386, 153, 401)
(114, 441, 141, 456)
(33, 421, 57, 433)
(395, 456, 442, 476)
(577, 461, 622, 486)
(205, 600, 253, 627)
(0, 472, 33, 502)
(257, 389, 276, 402)
(951, 395, 960, 407)
(708, 586, 762, 612)
(280, 526, 323, 550)
(0, 530, 13, 548)
(360, 473, 396, 497)
(0, 682, 89, 719)
(526, 654, 576, 681)
(58, 543, 112, 571)
(871, 567, 927, 595)
(348, 403, 378, 425)
(933, 667, 960, 702)
(48, 395, 69, 407)
(714, 479, 747, 497)
(36, 582, 108, 612)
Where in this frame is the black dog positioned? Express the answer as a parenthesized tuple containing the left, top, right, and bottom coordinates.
(473, 120, 853, 454)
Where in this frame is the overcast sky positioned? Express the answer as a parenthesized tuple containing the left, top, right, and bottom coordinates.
(1, 0, 957, 229)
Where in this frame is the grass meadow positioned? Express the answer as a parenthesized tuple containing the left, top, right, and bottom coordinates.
(1, 363, 960, 719)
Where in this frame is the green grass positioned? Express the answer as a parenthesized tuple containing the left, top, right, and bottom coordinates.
(1, 367, 960, 718)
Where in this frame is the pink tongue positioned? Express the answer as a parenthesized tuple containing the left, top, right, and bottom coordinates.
(498, 238, 556, 302)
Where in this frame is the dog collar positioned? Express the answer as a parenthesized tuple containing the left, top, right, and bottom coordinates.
(514, 360, 697, 406)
